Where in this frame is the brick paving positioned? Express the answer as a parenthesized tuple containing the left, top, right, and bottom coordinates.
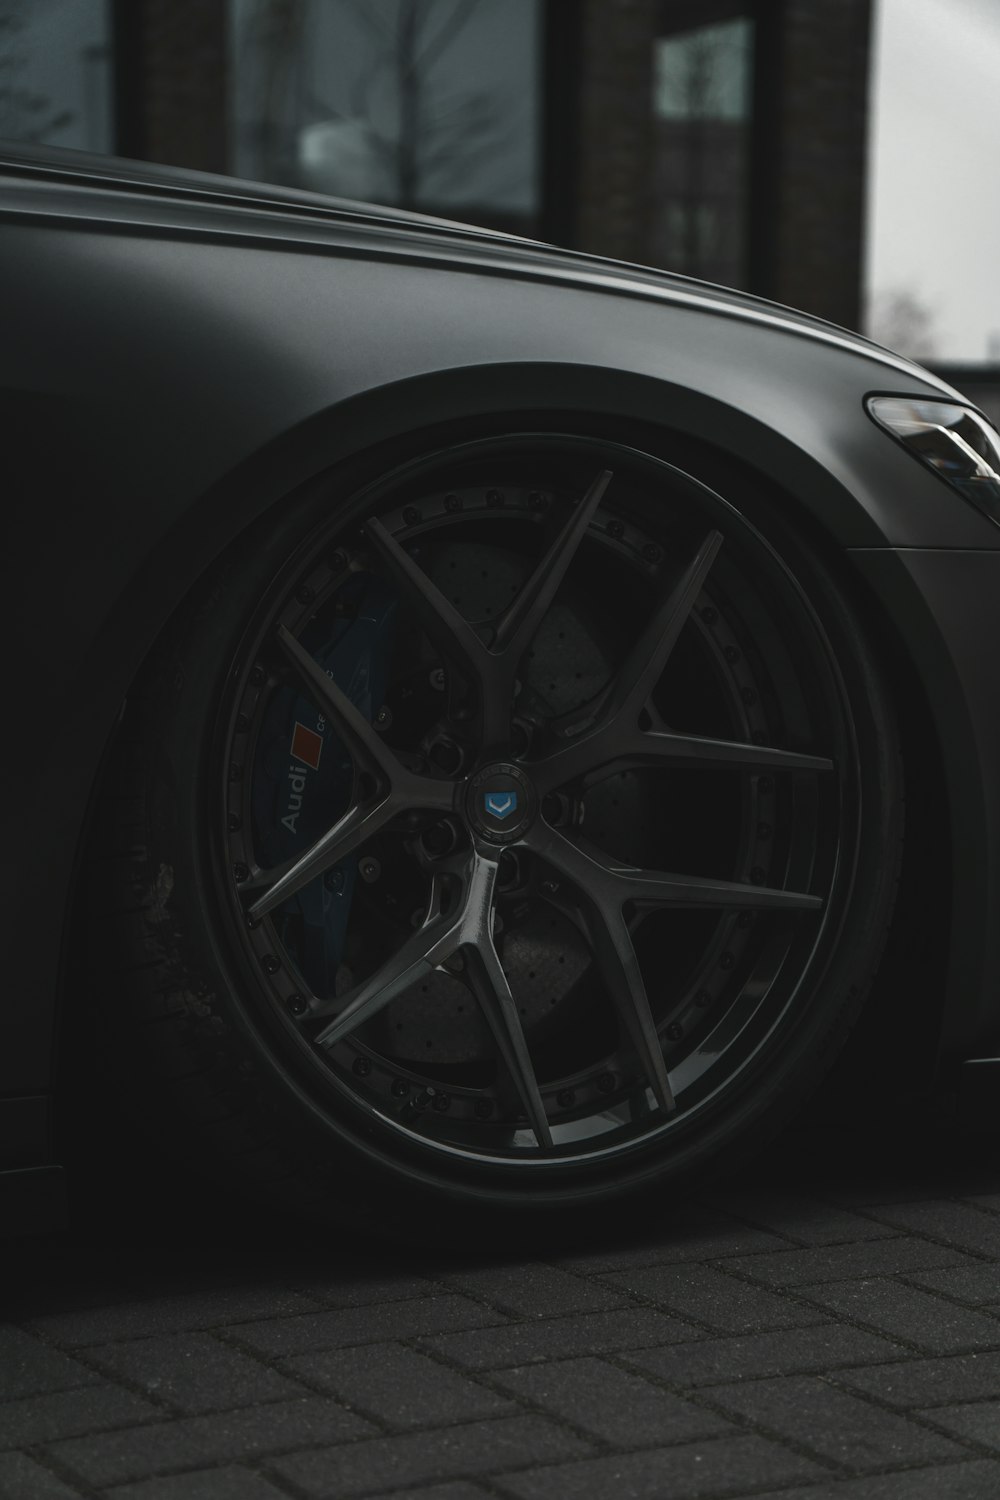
(5, 1119, 1000, 1498)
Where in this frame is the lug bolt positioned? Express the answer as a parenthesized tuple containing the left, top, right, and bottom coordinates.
(475, 1099, 494, 1119)
(228, 813, 243, 833)
(286, 993, 307, 1018)
(445, 493, 462, 512)
(359, 857, 381, 883)
(403, 506, 421, 525)
(598, 1072, 616, 1093)
(557, 1089, 575, 1108)
(353, 1056, 372, 1077)
(261, 954, 280, 974)
(233, 862, 249, 883)
(391, 1078, 409, 1097)
(666, 1022, 683, 1041)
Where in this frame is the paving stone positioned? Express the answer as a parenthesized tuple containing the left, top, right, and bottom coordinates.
(87, 1331, 308, 1415)
(711, 1374, 964, 1471)
(708, 1195, 900, 1245)
(28, 1287, 321, 1347)
(837, 1350, 1000, 1408)
(421, 1308, 698, 1371)
(284, 1343, 513, 1427)
(865, 1200, 1000, 1257)
(917, 1399, 1000, 1448)
(108, 1465, 292, 1499)
(726, 1237, 971, 1288)
(906, 1263, 1000, 1305)
(268, 1415, 591, 1498)
(803, 1278, 1000, 1354)
(439, 1263, 626, 1318)
(0, 1328, 98, 1400)
(750, 1461, 1000, 1499)
(232, 1294, 502, 1357)
(624, 1325, 905, 1387)
(554, 1213, 789, 1273)
(0, 1451, 84, 1499)
(495, 1435, 825, 1500)
(0, 1384, 159, 1449)
(286, 1271, 441, 1308)
(47, 1397, 372, 1488)
(494, 1356, 733, 1446)
(363, 1487, 493, 1500)
(599, 1263, 825, 1334)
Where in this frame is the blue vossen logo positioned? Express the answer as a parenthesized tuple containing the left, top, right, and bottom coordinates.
(484, 791, 518, 820)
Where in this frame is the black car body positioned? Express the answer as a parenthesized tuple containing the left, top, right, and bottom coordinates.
(4, 142, 1000, 1236)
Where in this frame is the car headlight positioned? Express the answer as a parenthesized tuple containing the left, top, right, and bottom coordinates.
(867, 396, 1000, 528)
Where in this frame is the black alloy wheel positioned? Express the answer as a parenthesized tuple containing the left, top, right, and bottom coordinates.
(92, 433, 902, 1234)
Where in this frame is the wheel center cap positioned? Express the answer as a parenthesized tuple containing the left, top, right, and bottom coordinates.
(466, 762, 536, 845)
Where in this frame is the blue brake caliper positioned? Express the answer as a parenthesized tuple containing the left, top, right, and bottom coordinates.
(251, 574, 397, 999)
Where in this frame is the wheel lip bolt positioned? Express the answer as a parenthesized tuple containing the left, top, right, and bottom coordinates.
(528, 490, 546, 510)
(391, 1078, 410, 1097)
(486, 488, 504, 506)
(433, 1092, 451, 1111)
(228, 813, 243, 833)
(233, 862, 250, 883)
(249, 665, 265, 686)
(557, 1088, 576, 1108)
(695, 988, 712, 1007)
(353, 1055, 373, 1077)
(403, 505, 422, 525)
(235, 712, 250, 732)
(720, 950, 735, 970)
(474, 1098, 494, 1118)
(758, 775, 774, 794)
(286, 993, 307, 1018)
(294, 582, 314, 604)
(666, 1022, 684, 1041)
(261, 953, 280, 974)
(642, 542, 662, 563)
(444, 492, 463, 512)
(597, 1072, 616, 1093)
(374, 705, 393, 731)
(700, 605, 718, 624)
(359, 857, 381, 883)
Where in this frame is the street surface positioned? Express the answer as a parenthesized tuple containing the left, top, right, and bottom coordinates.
(4, 1112, 1000, 1499)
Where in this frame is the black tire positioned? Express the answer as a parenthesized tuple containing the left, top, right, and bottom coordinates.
(86, 434, 903, 1242)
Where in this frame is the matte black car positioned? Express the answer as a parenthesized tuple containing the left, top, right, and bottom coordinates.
(5, 142, 1000, 1237)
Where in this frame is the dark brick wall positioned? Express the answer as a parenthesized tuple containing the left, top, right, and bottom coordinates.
(116, 0, 227, 173)
(574, 0, 660, 264)
(765, 0, 872, 328)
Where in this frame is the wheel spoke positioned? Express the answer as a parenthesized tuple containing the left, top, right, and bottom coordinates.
(528, 824, 822, 914)
(365, 515, 490, 708)
(277, 624, 398, 785)
(535, 723, 834, 795)
(315, 872, 455, 1047)
(465, 932, 554, 1149)
(246, 796, 394, 919)
(586, 903, 675, 1114)
(491, 469, 612, 658)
